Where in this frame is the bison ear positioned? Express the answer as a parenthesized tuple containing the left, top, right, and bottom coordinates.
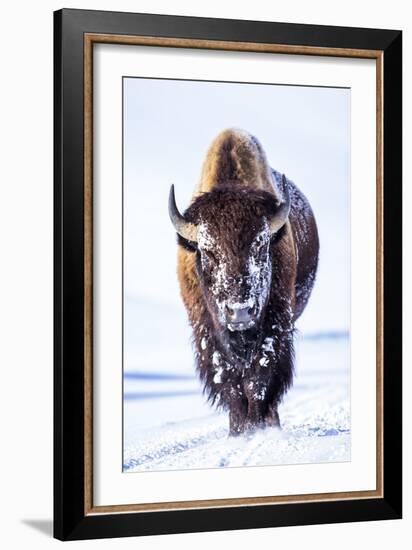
(177, 233, 198, 253)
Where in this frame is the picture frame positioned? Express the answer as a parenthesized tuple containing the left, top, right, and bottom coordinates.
(54, 8, 402, 541)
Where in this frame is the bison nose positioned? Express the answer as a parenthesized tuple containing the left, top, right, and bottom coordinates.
(225, 304, 257, 331)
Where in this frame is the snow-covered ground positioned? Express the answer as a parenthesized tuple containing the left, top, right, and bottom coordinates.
(123, 333, 350, 473)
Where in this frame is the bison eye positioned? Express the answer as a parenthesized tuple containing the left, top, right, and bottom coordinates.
(202, 249, 218, 264)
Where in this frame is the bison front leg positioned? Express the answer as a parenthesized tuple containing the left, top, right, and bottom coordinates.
(245, 399, 280, 432)
(266, 402, 280, 428)
(228, 397, 248, 436)
(244, 381, 267, 431)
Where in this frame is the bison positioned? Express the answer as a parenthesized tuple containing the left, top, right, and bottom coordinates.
(169, 128, 319, 435)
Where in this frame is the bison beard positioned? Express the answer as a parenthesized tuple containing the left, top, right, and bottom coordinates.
(169, 129, 319, 436)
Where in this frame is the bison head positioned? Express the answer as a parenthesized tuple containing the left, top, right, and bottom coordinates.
(169, 180, 290, 356)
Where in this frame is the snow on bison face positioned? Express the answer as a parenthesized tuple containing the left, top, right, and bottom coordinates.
(197, 218, 272, 333)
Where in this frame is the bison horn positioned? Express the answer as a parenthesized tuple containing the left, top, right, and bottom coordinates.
(268, 174, 291, 236)
(168, 185, 198, 243)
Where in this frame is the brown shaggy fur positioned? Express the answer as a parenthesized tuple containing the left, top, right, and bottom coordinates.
(174, 128, 319, 435)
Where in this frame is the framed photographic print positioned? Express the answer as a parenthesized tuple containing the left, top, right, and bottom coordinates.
(54, 8, 402, 541)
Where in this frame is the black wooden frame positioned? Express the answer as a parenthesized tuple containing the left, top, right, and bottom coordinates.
(54, 8, 402, 541)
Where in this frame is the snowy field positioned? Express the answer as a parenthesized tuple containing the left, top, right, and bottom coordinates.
(123, 333, 350, 473)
